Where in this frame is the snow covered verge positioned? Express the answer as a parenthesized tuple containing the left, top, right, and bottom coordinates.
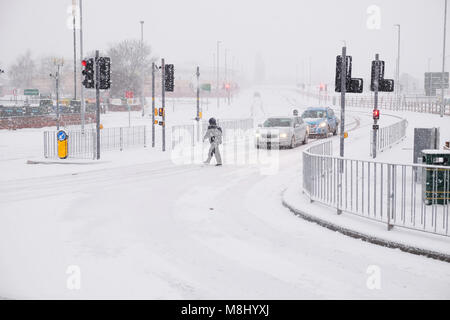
(282, 181, 450, 261)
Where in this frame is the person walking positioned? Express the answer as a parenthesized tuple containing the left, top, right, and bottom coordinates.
(203, 117, 223, 166)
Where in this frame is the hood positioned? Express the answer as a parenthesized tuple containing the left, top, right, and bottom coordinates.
(303, 118, 326, 125)
(258, 127, 291, 133)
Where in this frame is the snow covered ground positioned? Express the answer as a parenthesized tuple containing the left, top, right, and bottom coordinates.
(0, 86, 449, 299)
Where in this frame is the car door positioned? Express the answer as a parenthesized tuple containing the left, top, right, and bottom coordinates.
(294, 117, 302, 140)
(327, 108, 336, 131)
(298, 117, 307, 139)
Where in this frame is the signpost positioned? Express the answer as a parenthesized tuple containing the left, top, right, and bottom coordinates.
(57, 130, 68, 159)
(24, 89, 39, 96)
(125, 90, 133, 127)
(425, 72, 449, 96)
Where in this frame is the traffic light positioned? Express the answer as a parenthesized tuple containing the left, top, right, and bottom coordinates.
(335, 55, 363, 93)
(82, 58, 94, 89)
(98, 57, 111, 90)
(371, 59, 394, 92)
(373, 109, 380, 120)
(164, 64, 174, 92)
(158, 108, 164, 116)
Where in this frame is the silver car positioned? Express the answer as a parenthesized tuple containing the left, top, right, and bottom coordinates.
(255, 116, 309, 149)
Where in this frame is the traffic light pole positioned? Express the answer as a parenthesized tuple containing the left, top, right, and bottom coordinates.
(152, 62, 155, 148)
(338, 46, 346, 216)
(162, 58, 166, 152)
(95, 50, 101, 160)
(372, 54, 380, 159)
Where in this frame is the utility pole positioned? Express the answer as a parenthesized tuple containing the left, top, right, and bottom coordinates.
(95, 50, 100, 159)
(216, 41, 221, 108)
(196, 66, 200, 141)
(162, 58, 166, 152)
(394, 24, 401, 111)
(152, 62, 155, 147)
(372, 54, 380, 159)
(72, 0, 77, 100)
(79, 0, 85, 132)
(441, 0, 448, 117)
(140, 20, 145, 117)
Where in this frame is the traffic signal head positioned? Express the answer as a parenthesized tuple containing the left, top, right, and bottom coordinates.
(158, 108, 164, 116)
(98, 57, 111, 90)
(373, 109, 380, 120)
(82, 58, 94, 89)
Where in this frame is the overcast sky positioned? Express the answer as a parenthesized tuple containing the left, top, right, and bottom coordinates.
(0, 0, 447, 84)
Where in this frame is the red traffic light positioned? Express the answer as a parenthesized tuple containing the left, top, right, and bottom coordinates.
(82, 60, 87, 67)
(373, 109, 380, 119)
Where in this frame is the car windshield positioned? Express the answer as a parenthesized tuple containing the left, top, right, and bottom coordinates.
(263, 118, 292, 127)
(302, 110, 327, 118)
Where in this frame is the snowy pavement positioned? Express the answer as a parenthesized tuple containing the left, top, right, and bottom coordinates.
(0, 86, 449, 299)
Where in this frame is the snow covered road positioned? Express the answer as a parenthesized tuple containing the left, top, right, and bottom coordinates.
(1, 87, 449, 299)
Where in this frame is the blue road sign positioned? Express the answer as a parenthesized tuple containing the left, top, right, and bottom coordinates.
(57, 130, 67, 141)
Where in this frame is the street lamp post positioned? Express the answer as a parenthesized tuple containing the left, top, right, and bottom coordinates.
(216, 41, 221, 108)
(140, 20, 145, 117)
(441, 0, 448, 117)
(79, 0, 85, 132)
(51, 58, 64, 130)
(394, 24, 401, 110)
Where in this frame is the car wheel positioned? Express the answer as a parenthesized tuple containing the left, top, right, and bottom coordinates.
(290, 136, 295, 149)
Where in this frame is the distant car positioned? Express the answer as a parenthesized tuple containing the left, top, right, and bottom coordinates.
(255, 116, 308, 149)
(301, 107, 339, 138)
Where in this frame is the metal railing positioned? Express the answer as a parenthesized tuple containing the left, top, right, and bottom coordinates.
(295, 89, 450, 116)
(172, 118, 254, 149)
(44, 125, 147, 159)
(370, 118, 407, 155)
(303, 140, 450, 237)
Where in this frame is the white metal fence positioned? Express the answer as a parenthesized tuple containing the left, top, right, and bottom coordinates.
(171, 118, 254, 149)
(296, 89, 450, 115)
(43, 125, 147, 159)
(370, 118, 408, 156)
(303, 140, 450, 237)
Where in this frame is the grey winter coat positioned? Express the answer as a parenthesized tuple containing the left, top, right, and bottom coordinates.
(203, 125, 223, 145)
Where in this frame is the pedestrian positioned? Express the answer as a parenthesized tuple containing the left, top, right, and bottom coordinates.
(203, 117, 223, 166)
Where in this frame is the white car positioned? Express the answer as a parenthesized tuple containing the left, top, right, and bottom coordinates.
(255, 116, 309, 149)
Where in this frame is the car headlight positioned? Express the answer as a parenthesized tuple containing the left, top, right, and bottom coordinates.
(319, 122, 327, 128)
(280, 133, 288, 138)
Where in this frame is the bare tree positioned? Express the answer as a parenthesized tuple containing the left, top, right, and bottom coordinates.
(9, 50, 36, 88)
(106, 39, 155, 97)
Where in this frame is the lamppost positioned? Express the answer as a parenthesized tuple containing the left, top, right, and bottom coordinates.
(394, 24, 401, 110)
(140, 20, 145, 117)
(50, 58, 64, 130)
(216, 40, 222, 108)
(441, 0, 448, 117)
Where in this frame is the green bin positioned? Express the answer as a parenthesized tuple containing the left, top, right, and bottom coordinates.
(422, 150, 450, 205)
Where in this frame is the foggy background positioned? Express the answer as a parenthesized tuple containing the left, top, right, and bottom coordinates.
(0, 0, 446, 86)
